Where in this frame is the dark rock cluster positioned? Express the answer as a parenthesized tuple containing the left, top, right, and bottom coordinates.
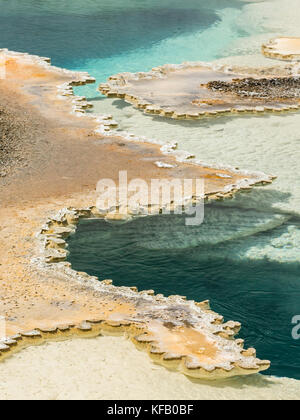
(207, 77, 300, 100)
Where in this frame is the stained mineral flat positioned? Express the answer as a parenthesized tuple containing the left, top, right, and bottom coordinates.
(99, 63, 300, 119)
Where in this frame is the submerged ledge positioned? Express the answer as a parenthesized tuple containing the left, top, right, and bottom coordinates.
(0, 50, 275, 380)
(99, 61, 300, 119)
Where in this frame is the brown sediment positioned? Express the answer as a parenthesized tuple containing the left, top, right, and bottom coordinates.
(262, 38, 300, 61)
(0, 50, 273, 379)
(99, 62, 300, 119)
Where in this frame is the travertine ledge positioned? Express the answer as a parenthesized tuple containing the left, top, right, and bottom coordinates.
(0, 50, 274, 380)
(99, 61, 300, 119)
(262, 38, 300, 61)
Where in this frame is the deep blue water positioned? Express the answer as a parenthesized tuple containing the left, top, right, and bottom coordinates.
(67, 212, 300, 380)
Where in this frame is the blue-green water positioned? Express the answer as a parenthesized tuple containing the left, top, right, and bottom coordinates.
(67, 209, 300, 380)
(0, 0, 247, 95)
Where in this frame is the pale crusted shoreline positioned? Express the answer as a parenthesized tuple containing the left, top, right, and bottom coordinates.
(1, 336, 300, 401)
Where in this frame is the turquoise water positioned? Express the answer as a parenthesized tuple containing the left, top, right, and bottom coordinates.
(0, 0, 247, 95)
(67, 210, 300, 380)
